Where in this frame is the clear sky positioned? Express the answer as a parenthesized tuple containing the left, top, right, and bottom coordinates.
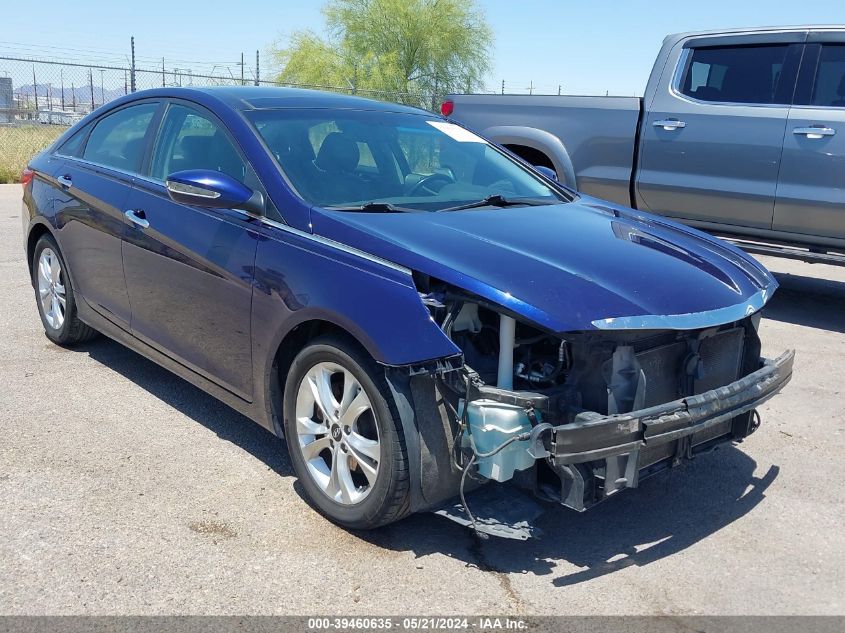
(2, 0, 844, 96)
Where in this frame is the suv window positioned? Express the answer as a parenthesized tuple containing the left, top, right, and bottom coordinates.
(82, 103, 158, 172)
(681, 44, 790, 104)
(811, 44, 845, 107)
(150, 104, 247, 182)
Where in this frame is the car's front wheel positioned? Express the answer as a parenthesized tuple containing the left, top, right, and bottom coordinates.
(283, 335, 410, 529)
(31, 234, 97, 345)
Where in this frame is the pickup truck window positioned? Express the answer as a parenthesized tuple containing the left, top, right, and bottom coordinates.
(680, 45, 789, 105)
(811, 45, 845, 107)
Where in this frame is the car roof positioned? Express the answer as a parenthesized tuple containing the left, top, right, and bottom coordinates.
(121, 86, 431, 116)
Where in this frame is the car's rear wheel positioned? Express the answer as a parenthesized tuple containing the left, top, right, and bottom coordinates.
(32, 235, 97, 345)
(283, 336, 410, 529)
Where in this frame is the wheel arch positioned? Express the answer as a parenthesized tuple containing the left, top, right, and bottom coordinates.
(264, 316, 379, 438)
(25, 221, 57, 281)
(484, 125, 577, 188)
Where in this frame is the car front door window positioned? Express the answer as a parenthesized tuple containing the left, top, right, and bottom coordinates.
(150, 104, 248, 182)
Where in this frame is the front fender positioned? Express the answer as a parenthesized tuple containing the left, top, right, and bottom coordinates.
(483, 125, 577, 188)
(250, 221, 461, 402)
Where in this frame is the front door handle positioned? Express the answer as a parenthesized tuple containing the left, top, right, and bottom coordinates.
(653, 119, 686, 131)
(793, 126, 836, 139)
(124, 209, 149, 229)
(57, 174, 72, 188)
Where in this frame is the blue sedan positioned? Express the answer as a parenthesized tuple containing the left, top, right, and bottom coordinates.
(21, 87, 793, 535)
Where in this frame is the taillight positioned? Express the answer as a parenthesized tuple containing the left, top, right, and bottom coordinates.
(21, 168, 34, 188)
(440, 100, 454, 117)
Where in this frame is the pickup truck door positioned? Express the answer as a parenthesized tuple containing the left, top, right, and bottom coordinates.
(773, 38, 845, 241)
(636, 34, 804, 230)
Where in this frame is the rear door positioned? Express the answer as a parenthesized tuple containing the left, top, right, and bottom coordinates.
(636, 33, 804, 230)
(122, 100, 260, 400)
(52, 101, 161, 329)
(773, 35, 845, 241)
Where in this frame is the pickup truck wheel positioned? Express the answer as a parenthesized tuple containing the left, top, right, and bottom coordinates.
(283, 336, 410, 529)
(31, 235, 98, 346)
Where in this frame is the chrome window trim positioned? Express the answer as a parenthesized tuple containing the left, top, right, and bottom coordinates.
(53, 155, 162, 187)
(591, 286, 774, 331)
(259, 217, 412, 276)
(669, 46, 793, 109)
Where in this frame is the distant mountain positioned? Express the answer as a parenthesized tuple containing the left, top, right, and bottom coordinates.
(15, 83, 127, 104)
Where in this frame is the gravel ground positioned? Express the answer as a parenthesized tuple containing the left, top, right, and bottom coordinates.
(1, 183, 843, 615)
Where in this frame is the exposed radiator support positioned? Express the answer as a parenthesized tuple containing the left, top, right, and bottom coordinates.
(497, 314, 516, 389)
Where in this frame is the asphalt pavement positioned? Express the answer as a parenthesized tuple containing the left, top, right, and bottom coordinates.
(1, 183, 842, 615)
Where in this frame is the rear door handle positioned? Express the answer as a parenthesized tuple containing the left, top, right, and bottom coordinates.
(57, 174, 72, 188)
(124, 209, 150, 229)
(653, 119, 686, 131)
(793, 126, 836, 138)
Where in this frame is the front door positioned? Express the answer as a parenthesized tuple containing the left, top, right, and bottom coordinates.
(636, 36, 802, 230)
(774, 40, 845, 242)
(122, 102, 260, 399)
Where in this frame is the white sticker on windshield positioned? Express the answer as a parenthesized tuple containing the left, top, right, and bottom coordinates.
(426, 120, 487, 143)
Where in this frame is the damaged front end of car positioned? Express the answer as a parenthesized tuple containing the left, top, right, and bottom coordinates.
(403, 276, 794, 539)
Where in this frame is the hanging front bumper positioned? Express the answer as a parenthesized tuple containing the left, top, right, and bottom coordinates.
(549, 350, 795, 511)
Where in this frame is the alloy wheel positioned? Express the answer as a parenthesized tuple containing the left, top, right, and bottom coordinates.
(294, 362, 381, 505)
(37, 248, 66, 330)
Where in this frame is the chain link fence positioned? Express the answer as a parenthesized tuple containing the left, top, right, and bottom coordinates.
(0, 55, 440, 128)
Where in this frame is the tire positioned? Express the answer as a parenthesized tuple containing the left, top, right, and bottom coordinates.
(283, 335, 410, 529)
(31, 234, 98, 346)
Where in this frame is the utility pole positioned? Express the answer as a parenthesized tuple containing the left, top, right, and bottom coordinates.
(558, 84, 561, 95)
(89, 68, 95, 110)
(32, 67, 38, 111)
(71, 82, 76, 110)
(60, 68, 65, 110)
(501, 79, 505, 94)
(255, 50, 260, 86)
(240, 52, 245, 86)
(99, 69, 105, 106)
(130, 36, 136, 92)
(529, 80, 533, 95)
(124, 70, 128, 95)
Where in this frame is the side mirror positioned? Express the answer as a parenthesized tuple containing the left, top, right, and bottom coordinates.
(533, 165, 558, 182)
(165, 169, 264, 215)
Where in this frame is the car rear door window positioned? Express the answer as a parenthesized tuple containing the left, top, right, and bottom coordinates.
(150, 104, 247, 182)
(57, 123, 93, 157)
(681, 45, 790, 104)
(82, 103, 158, 172)
(810, 44, 845, 107)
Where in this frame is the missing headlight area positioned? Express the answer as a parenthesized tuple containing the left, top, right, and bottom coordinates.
(415, 275, 793, 529)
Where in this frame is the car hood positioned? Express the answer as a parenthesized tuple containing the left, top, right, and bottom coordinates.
(309, 198, 776, 333)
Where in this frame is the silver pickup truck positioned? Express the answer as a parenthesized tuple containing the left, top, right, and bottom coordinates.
(445, 26, 845, 265)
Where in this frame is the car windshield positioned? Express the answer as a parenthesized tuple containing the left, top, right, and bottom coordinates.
(245, 108, 567, 212)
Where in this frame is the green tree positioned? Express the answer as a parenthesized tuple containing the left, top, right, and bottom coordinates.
(274, 0, 492, 109)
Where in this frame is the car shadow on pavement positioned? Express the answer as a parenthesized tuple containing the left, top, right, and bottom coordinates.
(363, 445, 777, 587)
(77, 336, 294, 478)
(764, 271, 845, 333)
